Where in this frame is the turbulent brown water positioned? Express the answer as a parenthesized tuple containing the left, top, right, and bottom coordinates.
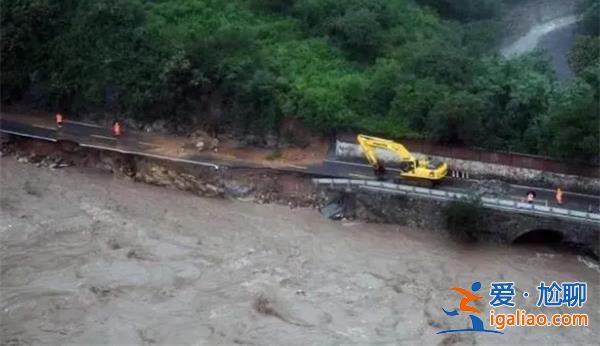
(1, 157, 598, 345)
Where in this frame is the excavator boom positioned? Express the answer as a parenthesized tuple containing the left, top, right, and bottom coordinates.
(357, 135, 414, 164)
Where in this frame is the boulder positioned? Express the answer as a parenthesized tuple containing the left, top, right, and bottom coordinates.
(224, 180, 254, 197)
(320, 202, 343, 220)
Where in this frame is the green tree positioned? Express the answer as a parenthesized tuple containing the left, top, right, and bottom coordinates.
(230, 69, 288, 134)
(250, 0, 296, 14)
(329, 8, 383, 61)
(541, 69, 600, 162)
(462, 20, 501, 54)
(389, 78, 449, 132)
(291, 0, 344, 32)
(0, 0, 60, 101)
(426, 91, 486, 145)
(398, 41, 473, 85)
(569, 35, 600, 76)
(416, 0, 503, 21)
(46, 0, 156, 113)
(472, 54, 553, 151)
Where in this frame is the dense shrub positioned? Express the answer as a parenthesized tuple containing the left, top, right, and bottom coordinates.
(442, 195, 486, 241)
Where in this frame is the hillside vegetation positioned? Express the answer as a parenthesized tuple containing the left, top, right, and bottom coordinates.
(2, 0, 598, 161)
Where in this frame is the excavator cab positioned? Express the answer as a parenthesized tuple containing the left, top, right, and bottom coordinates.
(426, 158, 444, 170)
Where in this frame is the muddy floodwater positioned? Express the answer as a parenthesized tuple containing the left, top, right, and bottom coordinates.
(0, 157, 598, 345)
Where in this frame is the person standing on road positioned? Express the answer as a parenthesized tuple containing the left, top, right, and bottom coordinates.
(555, 188, 563, 205)
(526, 191, 536, 204)
(55, 113, 63, 128)
(112, 121, 122, 137)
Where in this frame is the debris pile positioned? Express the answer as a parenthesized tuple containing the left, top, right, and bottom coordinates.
(472, 179, 510, 197)
(134, 163, 223, 197)
(15, 153, 72, 169)
(188, 129, 219, 152)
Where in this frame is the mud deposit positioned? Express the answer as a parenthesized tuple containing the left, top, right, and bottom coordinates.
(1, 157, 598, 345)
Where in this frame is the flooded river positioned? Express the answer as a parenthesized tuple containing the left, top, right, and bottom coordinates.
(1, 157, 598, 345)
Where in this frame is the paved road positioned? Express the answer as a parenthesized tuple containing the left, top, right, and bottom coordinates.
(2, 114, 598, 213)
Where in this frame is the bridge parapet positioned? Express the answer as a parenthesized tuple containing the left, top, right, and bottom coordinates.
(314, 179, 599, 257)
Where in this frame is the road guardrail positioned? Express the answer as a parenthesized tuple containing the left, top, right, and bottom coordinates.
(313, 178, 600, 223)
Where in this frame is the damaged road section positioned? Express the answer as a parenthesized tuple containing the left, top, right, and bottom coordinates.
(1, 136, 326, 207)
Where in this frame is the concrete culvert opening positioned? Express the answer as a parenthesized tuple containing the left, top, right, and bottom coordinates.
(512, 229, 564, 245)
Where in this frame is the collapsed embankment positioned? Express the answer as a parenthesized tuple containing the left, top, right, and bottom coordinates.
(2, 135, 598, 258)
(0, 136, 324, 208)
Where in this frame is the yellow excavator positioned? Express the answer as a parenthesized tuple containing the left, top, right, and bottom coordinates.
(357, 134, 448, 184)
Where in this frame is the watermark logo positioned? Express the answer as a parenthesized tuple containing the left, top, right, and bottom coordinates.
(437, 281, 588, 335)
(437, 281, 503, 334)
(536, 281, 586, 307)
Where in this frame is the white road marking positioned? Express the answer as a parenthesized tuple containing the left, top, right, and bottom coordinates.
(33, 123, 56, 130)
(348, 173, 372, 179)
(91, 134, 116, 141)
(0, 130, 57, 142)
(284, 164, 307, 170)
(65, 120, 104, 128)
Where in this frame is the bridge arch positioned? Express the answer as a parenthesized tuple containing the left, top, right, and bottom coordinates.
(511, 229, 565, 245)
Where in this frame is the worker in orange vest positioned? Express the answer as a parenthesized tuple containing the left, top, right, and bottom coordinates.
(112, 121, 122, 137)
(555, 188, 563, 205)
(55, 113, 63, 128)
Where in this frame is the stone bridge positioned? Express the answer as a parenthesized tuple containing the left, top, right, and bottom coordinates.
(320, 190, 600, 258)
(486, 211, 598, 249)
